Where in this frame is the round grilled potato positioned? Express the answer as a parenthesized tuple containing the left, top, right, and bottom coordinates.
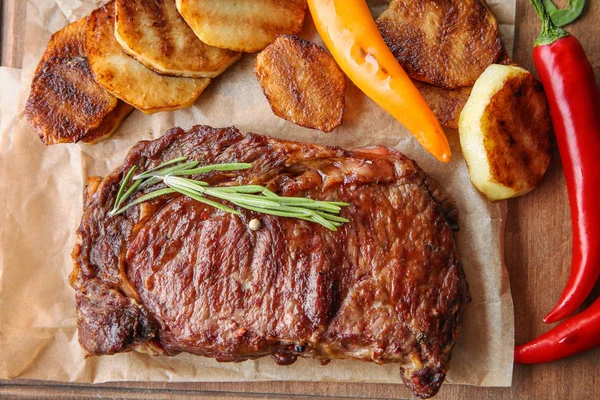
(175, 0, 307, 53)
(376, 0, 502, 89)
(115, 0, 241, 78)
(459, 64, 552, 201)
(87, 2, 211, 114)
(255, 35, 345, 133)
(25, 17, 133, 145)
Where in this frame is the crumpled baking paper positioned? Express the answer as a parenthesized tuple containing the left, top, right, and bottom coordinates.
(0, 0, 515, 388)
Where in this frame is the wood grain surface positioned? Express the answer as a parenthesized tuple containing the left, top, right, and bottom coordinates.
(2, 0, 600, 399)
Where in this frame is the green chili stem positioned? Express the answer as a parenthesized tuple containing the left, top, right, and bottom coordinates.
(530, 0, 570, 46)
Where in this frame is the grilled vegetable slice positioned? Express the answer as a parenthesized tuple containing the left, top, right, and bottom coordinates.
(87, 2, 211, 114)
(25, 18, 133, 145)
(376, 0, 503, 89)
(115, 0, 241, 78)
(255, 35, 345, 133)
(459, 64, 552, 201)
(175, 0, 307, 53)
(414, 82, 472, 130)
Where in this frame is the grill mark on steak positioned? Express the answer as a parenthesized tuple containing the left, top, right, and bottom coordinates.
(71, 125, 470, 398)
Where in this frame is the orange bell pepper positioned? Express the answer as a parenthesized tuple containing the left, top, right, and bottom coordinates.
(307, 0, 451, 162)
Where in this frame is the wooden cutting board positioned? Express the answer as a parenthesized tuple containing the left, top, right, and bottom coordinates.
(2, 0, 599, 399)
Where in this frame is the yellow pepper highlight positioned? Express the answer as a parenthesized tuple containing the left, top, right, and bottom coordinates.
(307, 0, 452, 162)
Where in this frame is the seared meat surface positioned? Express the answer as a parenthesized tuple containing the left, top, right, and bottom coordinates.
(71, 126, 470, 398)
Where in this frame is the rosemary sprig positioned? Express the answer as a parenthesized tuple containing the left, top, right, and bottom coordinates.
(109, 158, 350, 231)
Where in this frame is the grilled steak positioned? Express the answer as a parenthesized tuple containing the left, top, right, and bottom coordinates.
(71, 125, 470, 398)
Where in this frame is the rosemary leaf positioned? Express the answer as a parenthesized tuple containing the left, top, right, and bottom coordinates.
(119, 179, 144, 207)
(230, 203, 309, 219)
(170, 185, 241, 215)
(268, 199, 340, 213)
(134, 160, 199, 180)
(203, 189, 282, 208)
(261, 189, 279, 199)
(309, 213, 338, 231)
(137, 176, 162, 190)
(132, 156, 187, 178)
(273, 204, 314, 216)
(269, 196, 317, 205)
(112, 166, 136, 213)
(164, 176, 209, 193)
(208, 185, 267, 194)
(294, 202, 341, 213)
(274, 206, 341, 229)
(328, 201, 351, 207)
(111, 188, 177, 216)
(312, 210, 350, 223)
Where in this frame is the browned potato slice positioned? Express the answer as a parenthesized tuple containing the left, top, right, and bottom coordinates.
(81, 102, 136, 144)
(413, 44, 512, 129)
(459, 65, 552, 201)
(115, 0, 241, 78)
(414, 81, 472, 130)
(87, 2, 211, 114)
(255, 35, 345, 133)
(376, 0, 502, 89)
(25, 18, 133, 145)
(176, 0, 307, 53)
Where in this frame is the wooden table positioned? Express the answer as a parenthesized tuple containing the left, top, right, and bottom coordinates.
(2, 0, 599, 399)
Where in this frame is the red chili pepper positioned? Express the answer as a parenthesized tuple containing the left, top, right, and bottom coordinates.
(529, 0, 600, 324)
(515, 296, 600, 364)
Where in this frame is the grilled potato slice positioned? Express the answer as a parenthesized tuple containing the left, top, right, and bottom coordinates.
(176, 0, 307, 53)
(115, 0, 241, 78)
(414, 81, 472, 130)
(377, 0, 502, 89)
(25, 18, 133, 145)
(82, 102, 136, 144)
(459, 65, 552, 201)
(255, 35, 345, 133)
(413, 44, 515, 130)
(87, 2, 211, 114)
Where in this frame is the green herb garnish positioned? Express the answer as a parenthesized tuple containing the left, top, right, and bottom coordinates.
(109, 158, 350, 231)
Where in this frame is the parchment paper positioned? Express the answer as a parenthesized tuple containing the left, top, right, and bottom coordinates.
(0, 0, 515, 388)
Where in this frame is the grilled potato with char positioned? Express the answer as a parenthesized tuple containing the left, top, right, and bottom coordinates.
(413, 46, 514, 130)
(176, 0, 307, 53)
(26, 18, 133, 145)
(87, 2, 211, 114)
(255, 35, 345, 133)
(415, 82, 472, 130)
(376, 0, 503, 89)
(459, 65, 552, 201)
(115, 0, 241, 78)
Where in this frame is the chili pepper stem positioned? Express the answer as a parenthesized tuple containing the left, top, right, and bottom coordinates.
(530, 0, 570, 46)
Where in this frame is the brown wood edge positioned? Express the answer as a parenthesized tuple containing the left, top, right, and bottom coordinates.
(0, 381, 380, 400)
(1, 0, 26, 68)
(0, 0, 3, 66)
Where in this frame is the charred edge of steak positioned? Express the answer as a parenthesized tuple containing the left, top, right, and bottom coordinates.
(74, 280, 158, 356)
(402, 364, 446, 399)
(71, 125, 469, 398)
(422, 175, 459, 232)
